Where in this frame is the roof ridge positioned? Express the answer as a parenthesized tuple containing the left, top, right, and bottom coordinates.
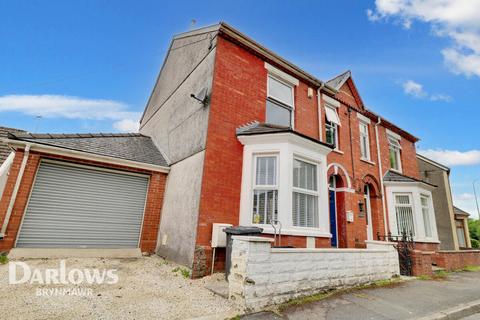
(11, 132, 144, 139)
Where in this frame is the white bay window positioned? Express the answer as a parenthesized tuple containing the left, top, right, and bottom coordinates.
(385, 181, 439, 243)
(238, 131, 331, 237)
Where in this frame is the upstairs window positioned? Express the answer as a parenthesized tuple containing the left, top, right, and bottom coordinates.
(325, 105, 341, 149)
(292, 159, 319, 228)
(394, 193, 415, 236)
(252, 155, 278, 224)
(388, 135, 402, 172)
(359, 122, 371, 160)
(266, 75, 294, 127)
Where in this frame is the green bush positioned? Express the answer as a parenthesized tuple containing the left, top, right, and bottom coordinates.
(471, 238, 480, 249)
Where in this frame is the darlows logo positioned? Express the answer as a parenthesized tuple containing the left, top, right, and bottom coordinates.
(9, 261, 119, 285)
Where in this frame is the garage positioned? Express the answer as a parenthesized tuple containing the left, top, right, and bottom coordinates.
(16, 160, 149, 248)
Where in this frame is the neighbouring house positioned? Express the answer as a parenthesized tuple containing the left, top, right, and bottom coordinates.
(0, 23, 449, 277)
(0, 127, 26, 201)
(453, 206, 472, 249)
(417, 154, 472, 250)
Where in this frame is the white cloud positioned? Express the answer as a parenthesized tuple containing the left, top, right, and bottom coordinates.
(403, 80, 426, 98)
(113, 119, 139, 132)
(0, 94, 140, 132)
(418, 149, 480, 166)
(401, 80, 452, 101)
(368, 0, 480, 77)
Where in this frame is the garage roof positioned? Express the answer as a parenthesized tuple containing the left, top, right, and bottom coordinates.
(0, 126, 26, 164)
(8, 132, 168, 167)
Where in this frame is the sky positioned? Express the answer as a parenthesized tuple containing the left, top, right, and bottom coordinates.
(1, 0, 479, 217)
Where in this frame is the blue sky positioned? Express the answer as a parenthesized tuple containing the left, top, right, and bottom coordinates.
(1, 0, 479, 217)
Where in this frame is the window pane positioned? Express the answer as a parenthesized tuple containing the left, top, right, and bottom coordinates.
(292, 192, 318, 227)
(256, 156, 276, 185)
(266, 100, 291, 127)
(361, 136, 368, 158)
(421, 196, 432, 237)
(268, 76, 293, 106)
(389, 147, 398, 170)
(326, 122, 336, 147)
(253, 190, 278, 224)
(293, 159, 317, 191)
(394, 194, 415, 236)
(457, 227, 466, 247)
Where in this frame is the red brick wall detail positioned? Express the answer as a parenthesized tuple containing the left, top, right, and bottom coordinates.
(433, 250, 480, 271)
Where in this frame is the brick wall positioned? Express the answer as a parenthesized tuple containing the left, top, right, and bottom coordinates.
(433, 250, 480, 271)
(0, 150, 166, 253)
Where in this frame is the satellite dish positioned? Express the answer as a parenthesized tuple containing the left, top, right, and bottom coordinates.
(190, 87, 208, 105)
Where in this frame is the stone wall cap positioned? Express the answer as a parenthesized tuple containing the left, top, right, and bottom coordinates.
(231, 236, 274, 242)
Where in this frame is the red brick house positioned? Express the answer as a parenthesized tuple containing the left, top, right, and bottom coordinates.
(139, 23, 439, 277)
(0, 23, 440, 277)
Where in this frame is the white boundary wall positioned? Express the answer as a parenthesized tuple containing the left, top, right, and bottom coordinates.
(228, 236, 399, 311)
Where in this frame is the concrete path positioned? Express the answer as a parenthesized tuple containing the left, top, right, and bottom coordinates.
(241, 272, 480, 320)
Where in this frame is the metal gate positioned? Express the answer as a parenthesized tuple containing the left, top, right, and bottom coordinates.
(16, 160, 149, 248)
(378, 231, 414, 276)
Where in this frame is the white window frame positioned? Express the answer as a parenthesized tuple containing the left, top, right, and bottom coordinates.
(238, 132, 331, 238)
(385, 183, 439, 243)
(252, 154, 279, 225)
(393, 192, 415, 236)
(387, 134, 402, 173)
(325, 119, 338, 149)
(265, 63, 298, 129)
(292, 157, 320, 228)
(420, 194, 433, 238)
(359, 121, 371, 161)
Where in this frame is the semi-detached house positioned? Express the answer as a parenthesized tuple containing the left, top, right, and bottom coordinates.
(0, 23, 440, 277)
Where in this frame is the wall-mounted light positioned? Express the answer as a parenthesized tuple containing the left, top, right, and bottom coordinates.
(190, 87, 208, 106)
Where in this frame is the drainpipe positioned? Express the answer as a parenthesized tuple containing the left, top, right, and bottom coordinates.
(374, 118, 388, 236)
(0, 145, 31, 239)
(317, 87, 324, 142)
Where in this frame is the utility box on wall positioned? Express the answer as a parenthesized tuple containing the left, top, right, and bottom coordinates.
(211, 223, 232, 248)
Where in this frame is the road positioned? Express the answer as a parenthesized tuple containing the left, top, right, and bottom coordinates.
(241, 271, 480, 320)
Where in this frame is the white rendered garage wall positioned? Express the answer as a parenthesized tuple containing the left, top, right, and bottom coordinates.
(229, 236, 400, 311)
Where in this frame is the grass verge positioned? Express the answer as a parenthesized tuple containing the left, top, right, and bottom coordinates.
(275, 276, 403, 313)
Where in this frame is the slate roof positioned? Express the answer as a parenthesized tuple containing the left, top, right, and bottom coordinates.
(0, 126, 26, 165)
(383, 170, 436, 187)
(8, 132, 168, 167)
(326, 70, 351, 91)
(453, 206, 470, 217)
(236, 121, 333, 149)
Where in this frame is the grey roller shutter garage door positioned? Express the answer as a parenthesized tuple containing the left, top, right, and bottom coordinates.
(16, 161, 149, 248)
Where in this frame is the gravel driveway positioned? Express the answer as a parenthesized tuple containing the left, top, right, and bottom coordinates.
(0, 255, 239, 320)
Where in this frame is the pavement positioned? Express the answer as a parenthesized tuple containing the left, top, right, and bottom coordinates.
(241, 272, 480, 320)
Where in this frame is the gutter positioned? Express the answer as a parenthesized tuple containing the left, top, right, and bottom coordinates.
(0, 144, 30, 239)
(374, 117, 389, 236)
(3, 139, 170, 174)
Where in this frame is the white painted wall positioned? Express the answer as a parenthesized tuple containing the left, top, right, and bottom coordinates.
(228, 236, 399, 311)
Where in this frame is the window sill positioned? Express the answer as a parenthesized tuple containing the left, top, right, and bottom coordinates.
(360, 158, 376, 166)
(332, 149, 344, 155)
(252, 224, 332, 238)
(390, 168, 403, 174)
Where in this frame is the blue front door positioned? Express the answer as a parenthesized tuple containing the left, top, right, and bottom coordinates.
(329, 190, 337, 247)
